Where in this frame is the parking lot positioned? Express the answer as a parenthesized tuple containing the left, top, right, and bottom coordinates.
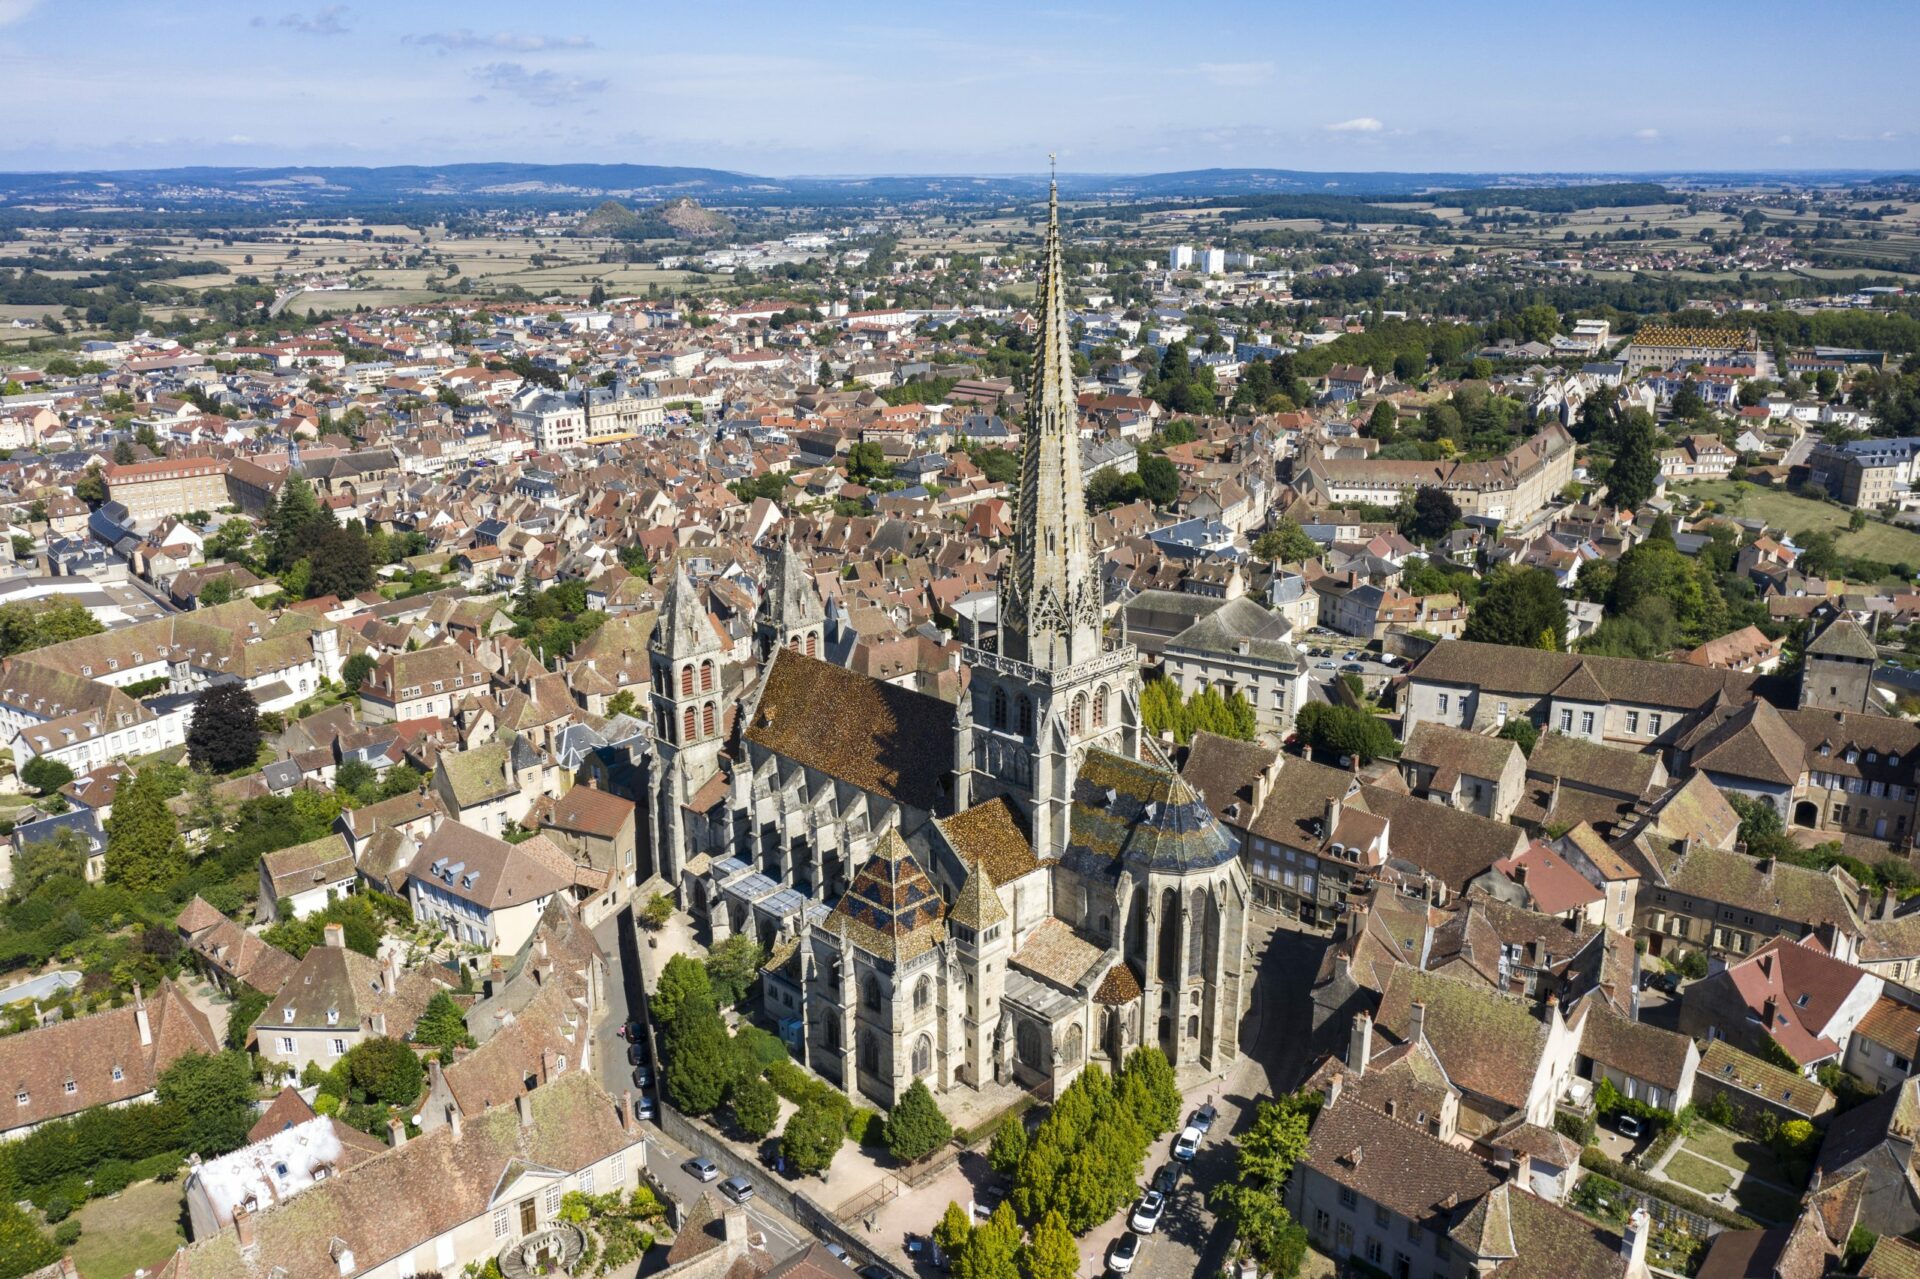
(1297, 630, 1402, 694)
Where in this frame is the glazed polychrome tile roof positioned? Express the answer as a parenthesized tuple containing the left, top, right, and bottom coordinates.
(823, 827, 948, 963)
(1061, 748, 1235, 877)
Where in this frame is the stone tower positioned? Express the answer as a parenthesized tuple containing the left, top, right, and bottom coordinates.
(756, 525, 825, 663)
(959, 174, 1142, 857)
(948, 862, 1011, 1089)
(647, 565, 726, 885)
(1799, 617, 1876, 714)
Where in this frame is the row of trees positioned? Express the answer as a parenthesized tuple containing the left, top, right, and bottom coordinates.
(1209, 1090, 1321, 1279)
(1140, 678, 1258, 745)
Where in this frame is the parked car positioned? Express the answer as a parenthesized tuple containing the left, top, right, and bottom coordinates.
(1316, 660, 1336, 669)
(1173, 1125, 1202, 1161)
(1188, 1104, 1218, 1135)
(684, 1157, 720, 1182)
(1615, 1114, 1644, 1140)
(1130, 1191, 1166, 1234)
(633, 1093, 656, 1121)
(719, 1175, 755, 1204)
(1151, 1163, 1181, 1196)
(858, 1267, 893, 1279)
(633, 1063, 653, 1088)
(1108, 1232, 1142, 1274)
(823, 1242, 850, 1262)
(1341, 663, 1366, 674)
(628, 1041, 647, 1065)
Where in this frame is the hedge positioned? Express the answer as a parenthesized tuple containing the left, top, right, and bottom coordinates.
(1578, 1149, 1761, 1230)
(956, 1093, 1040, 1148)
(763, 1059, 879, 1142)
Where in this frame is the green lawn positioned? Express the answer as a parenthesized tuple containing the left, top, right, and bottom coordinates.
(1683, 1125, 1799, 1190)
(68, 1178, 186, 1279)
(1662, 1149, 1736, 1197)
(1678, 479, 1920, 568)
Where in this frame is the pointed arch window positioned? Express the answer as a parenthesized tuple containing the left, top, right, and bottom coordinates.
(700, 659, 715, 692)
(863, 976, 882, 1012)
(860, 1033, 880, 1075)
(1070, 693, 1086, 736)
(806, 633, 818, 658)
(914, 975, 932, 1012)
(679, 665, 694, 695)
(1093, 684, 1109, 729)
(992, 686, 1008, 729)
(912, 1034, 933, 1077)
(1018, 695, 1034, 738)
(682, 706, 696, 742)
(702, 702, 717, 737)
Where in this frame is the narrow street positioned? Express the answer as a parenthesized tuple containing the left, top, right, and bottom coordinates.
(593, 907, 814, 1265)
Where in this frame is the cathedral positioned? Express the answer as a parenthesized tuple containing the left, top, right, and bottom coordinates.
(649, 179, 1250, 1110)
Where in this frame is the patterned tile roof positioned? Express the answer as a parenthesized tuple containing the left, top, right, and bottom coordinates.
(1063, 748, 1235, 876)
(823, 828, 947, 963)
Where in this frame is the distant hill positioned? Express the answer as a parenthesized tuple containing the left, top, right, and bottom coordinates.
(577, 199, 641, 234)
(577, 196, 736, 240)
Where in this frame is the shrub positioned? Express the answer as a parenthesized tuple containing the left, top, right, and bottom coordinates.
(42, 1195, 71, 1225)
(1553, 1109, 1594, 1148)
(89, 1159, 135, 1196)
(52, 1220, 82, 1247)
(781, 1098, 846, 1176)
(733, 1024, 789, 1073)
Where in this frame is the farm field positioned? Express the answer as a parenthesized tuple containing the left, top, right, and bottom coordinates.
(1678, 479, 1920, 568)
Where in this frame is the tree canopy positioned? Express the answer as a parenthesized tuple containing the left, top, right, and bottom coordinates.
(882, 1079, 953, 1163)
(1462, 565, 1567, 650)
(187, 681, 262, 773)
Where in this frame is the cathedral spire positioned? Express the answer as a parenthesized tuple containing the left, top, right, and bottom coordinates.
(1002, 167, 1098, 670)
(657, 561, 721, 660)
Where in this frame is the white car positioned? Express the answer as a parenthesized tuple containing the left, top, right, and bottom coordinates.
(1129, 1191, 1166, 1234)
(1173, 1125, 1202, 1161)
(1108, 1231, 1142, 1274)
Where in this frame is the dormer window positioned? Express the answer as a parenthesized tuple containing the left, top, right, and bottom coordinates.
(1846, 750, 1859, 764)
(1868, 751, 1879, 763)
(64, 1080, 76, 1095)
(1820, 745, 1831, 756)
(326, 1008, 340, 1025)
(111, 1065, 123, 1082)
(283, 1007, 295, 1022)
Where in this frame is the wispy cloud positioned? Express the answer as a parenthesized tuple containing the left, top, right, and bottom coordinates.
(1634, 127, 1661, 140)
(0, 0, 41, 27)
(1193, 61, 1273, 88)
(255, 6, 351, 36)
(472, 62, 609, 107)
(408, 29, 595, 53)
(1325, 117, 1383, 133)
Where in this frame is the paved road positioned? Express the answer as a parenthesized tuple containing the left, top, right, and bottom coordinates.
(594, 907, 812, 1263)
(1122, 915, 1331, 1279)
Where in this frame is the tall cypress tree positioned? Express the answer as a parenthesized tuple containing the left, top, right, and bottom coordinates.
(105, 767, 189, 893)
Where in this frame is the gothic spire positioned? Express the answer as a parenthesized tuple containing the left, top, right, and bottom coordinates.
(656, 561, 721, 660)
(1002, 169, 1098, 670)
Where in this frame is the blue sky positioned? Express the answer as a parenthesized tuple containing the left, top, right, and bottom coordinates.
(1, 0, 1915, 174)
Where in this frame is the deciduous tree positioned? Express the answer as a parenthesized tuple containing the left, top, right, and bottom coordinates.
(188, 680, 262, 772)
(779, 1096, 846, 1175)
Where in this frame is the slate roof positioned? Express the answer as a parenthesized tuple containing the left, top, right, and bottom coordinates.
(1062, 747, 1236, 876)
(1807, 618, 1878, 661)
(1527, 732, 1659, 798)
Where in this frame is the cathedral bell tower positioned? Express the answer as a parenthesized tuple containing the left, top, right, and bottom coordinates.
(958, 168, 1142, 858)
(756, 524, 826, 663)
(647, 564, 725, 885)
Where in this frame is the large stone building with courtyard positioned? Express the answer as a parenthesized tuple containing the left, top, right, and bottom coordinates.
(661, 181, 1251, 1110)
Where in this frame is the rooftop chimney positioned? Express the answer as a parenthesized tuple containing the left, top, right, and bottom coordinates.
(517, 1091, 534, 1127)
(1621, 1206, 1651, 1276)
(324, 922, 347, 949)
(133, 982, 151, 1048)
(382, 948, 399, 992)
(1408, 1000, 1428, 1046)
(388, 1115, 406, 1148)
(1762, 995, 1778, 1026)
(233, 1204, 256, 1252)
(1348, 1012, 1373, 1077)
(722, 1206, 749, 1246)
(445, 1100, 462, 1141)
